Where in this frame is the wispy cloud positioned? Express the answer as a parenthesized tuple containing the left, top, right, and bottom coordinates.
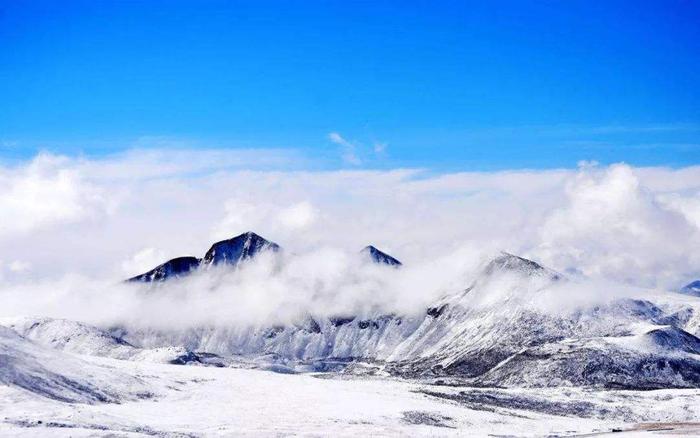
(328, 132, 362, 165)
(373, 141, 388, 155)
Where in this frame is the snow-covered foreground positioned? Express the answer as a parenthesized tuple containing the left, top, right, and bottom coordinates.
(2, 249, 700, 436)
(1, 351, 699, 437)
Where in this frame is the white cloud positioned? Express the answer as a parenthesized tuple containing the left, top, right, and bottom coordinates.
(0, 151, 700, 294)
(328, 132, 362, 165)
(278, 201, 317, 230)
(0, 153, 109, 238)
(8, 260, 30, 273)
(659, 191, 700, 229)
(328, 132, 344, 144)
(535, 164, 700, 287)
(1, 150, 700, 328)
(374, 141, 388, 155)
(211, 200, 264, 242)
(121, 248, 168, 277)
(211, 199, 318, 243)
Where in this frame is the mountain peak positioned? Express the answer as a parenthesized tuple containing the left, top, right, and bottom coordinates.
(203, 232, 280, 266)
(482, 252, 560, 280)
(127, 231, 281, 282)
(362, 245, 402, 266)
(680, 280, 700, 296)
(127, 256, 201, 282)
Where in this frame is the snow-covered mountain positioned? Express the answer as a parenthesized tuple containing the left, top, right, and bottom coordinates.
(203, 231, 281, 266)
(5, 226, 700, 391)
(680, 280, 700, 296)
(388, 254, 700, 388)
(128, 231, 403, 282)
(1, 316, 230, 367)
(128, 231, 280, 282)
(127, 256, 201, 282)
(27, 247, 700, 390)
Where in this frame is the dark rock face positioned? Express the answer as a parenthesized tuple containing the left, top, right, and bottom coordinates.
(203, 231, 280, 266)
(126, 231, 280, 283)
(169, 351, 226, 367)
(427, 304, 448, 318)
(645, 326, 700, 354)
(330, 316, 356, 327)
(299, 317, 322, 334)
(362, 245, 402, 266)
(127, 256, 201, 282)
(680, 280, 700, 296)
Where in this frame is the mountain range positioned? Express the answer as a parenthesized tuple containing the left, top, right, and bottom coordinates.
(128, 231, 400, 282)
(7, 232, 699, 391)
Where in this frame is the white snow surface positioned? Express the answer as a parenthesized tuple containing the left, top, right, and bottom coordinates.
(1, 343, 699, 437)
(0, 326, 155, 404)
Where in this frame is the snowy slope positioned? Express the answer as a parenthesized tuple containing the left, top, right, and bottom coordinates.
(1, 354, 699, 436)
(0, 317, 229, 367)
(0, 326, 153, 403)
(108, 252, 700, 389)
(1, 317, 140, 359)
(386, 254, 700, 388)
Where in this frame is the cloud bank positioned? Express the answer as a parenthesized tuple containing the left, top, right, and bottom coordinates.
(1, 149, 700, 326)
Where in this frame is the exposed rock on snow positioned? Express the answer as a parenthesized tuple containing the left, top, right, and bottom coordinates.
(127, 231, 280, 282)
(203, 231, 280, 267)
(362, 245, 402, 266)
(127, 256, 201, 282)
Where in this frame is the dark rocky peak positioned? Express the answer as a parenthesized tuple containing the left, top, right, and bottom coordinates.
(127, 256, 201, 283)
(203, 231, 280, 266)
(362, 245, 402, 267)
(680, 280, 700, 297)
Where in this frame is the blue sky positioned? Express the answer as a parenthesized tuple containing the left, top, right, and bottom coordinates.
(1, 0, 698, 169)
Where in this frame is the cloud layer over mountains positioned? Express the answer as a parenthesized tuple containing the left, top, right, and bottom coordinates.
(1, 149, 700, 326)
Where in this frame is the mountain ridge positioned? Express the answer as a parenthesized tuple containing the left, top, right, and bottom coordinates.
(127, 231, 404, 282)
(68, 250, 700, 389)
(362, 245, 402, 266)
